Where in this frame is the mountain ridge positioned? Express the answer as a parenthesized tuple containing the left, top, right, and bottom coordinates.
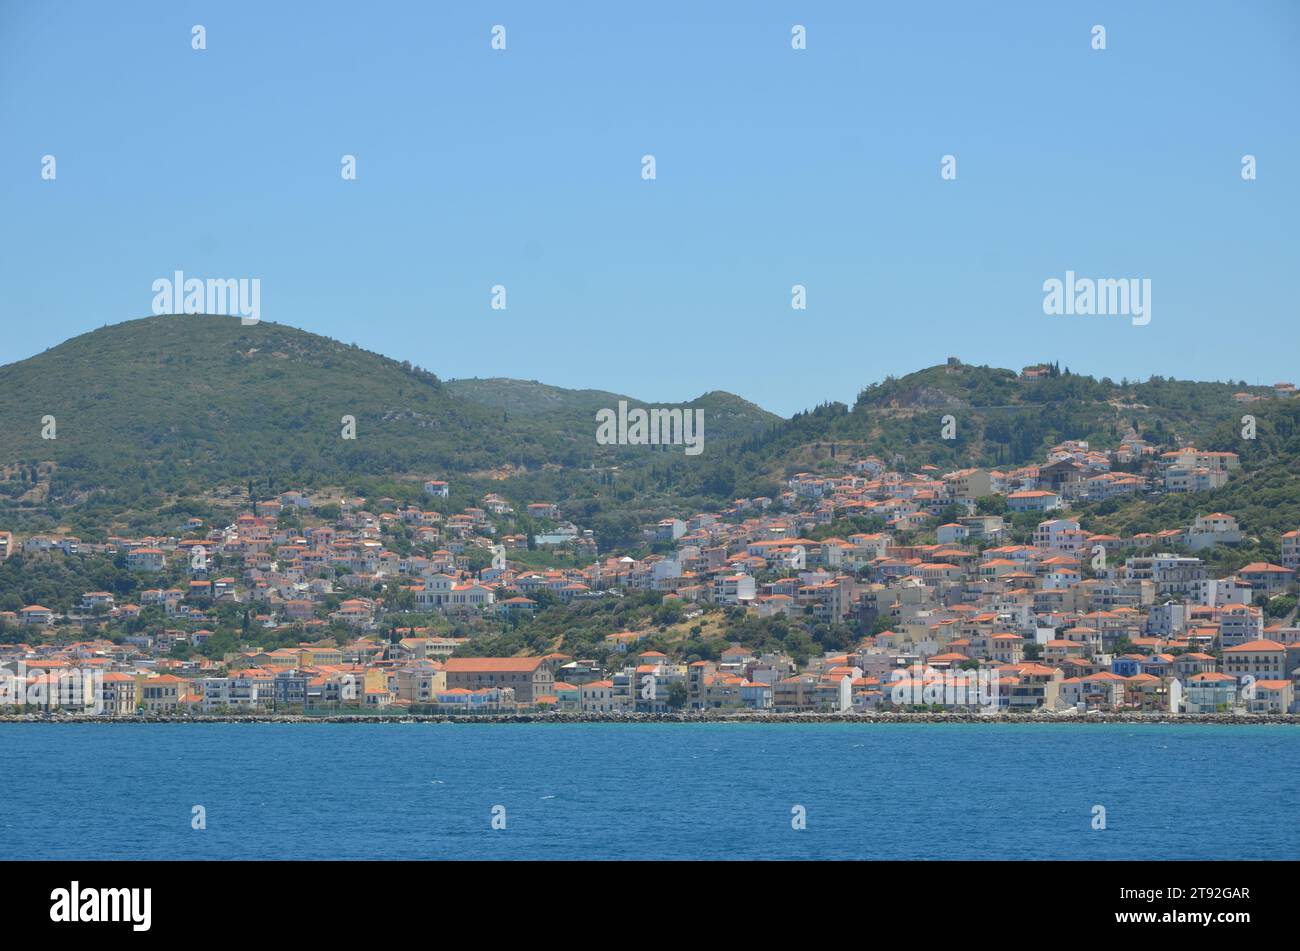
(0, 315, 778, 512)
(1, 316, 1297, 546)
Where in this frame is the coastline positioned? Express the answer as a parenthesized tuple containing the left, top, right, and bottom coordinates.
(2, 711, 1296, 725)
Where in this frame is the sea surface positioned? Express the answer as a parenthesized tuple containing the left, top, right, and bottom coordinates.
(1, 722, 1295, 860)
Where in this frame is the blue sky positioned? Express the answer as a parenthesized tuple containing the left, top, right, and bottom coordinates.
(2, 1, 1297, 417)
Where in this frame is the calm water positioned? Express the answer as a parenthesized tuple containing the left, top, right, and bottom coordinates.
(1, 723, 1295, 860)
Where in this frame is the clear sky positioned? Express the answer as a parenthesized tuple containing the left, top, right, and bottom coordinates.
(2, 1, 1297, 417)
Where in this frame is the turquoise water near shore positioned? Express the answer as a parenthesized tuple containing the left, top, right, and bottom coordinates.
(2, 723, 1294, 860)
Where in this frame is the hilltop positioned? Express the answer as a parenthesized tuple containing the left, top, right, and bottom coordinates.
(0, 316, 779, 534)
(446, 378, 780, 442)
(0, 315, 507, 497)
(724, 361, 1273, 479)
(447, 378, 630, 418)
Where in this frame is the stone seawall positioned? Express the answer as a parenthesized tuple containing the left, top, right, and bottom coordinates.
(1, 712, 1295, 725)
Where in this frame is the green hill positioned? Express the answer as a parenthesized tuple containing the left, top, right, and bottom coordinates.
(446, 378, 781, 442)
(0, 315, 781, 535)
(446, 378, 629, 418)
(718, 361, 1276, 480)
(1075, 396, 1300, 558)
(0, 315, 513, 497)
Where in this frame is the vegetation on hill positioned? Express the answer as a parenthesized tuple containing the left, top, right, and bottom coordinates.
(446, 377, 631, 418)
(0, 316, 778, 538)
(1, 320, 1295, 548)
(713, 361, 1264, 480)
(1078, 397, 1300, 554)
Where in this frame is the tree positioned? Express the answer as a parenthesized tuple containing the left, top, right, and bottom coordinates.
(667, 681, 688, 710)
(1265, 595, 1296, 619)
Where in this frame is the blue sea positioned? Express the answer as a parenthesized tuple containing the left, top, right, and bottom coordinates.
(1, 723, 1295, 860)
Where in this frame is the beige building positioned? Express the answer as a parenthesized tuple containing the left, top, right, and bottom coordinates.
(394, 665, 446, 704)
(1223, 639, 1288, 683)
(139, 675, 185, 713)
(100, 672, 138, 715)
(443, 657, 554, 706)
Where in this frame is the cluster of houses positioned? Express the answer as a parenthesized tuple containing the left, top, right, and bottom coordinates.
(3, 435, 1300, 716)
(2, 486, 599, 631)
(788, 437, 1240, 514)
(1232, 382, 1298, 403)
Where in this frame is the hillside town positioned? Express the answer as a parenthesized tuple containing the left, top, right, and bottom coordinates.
(2, 435, 1299, 718)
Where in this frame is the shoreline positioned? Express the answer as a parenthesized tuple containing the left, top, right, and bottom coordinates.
(1, 711, 1296, 725)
